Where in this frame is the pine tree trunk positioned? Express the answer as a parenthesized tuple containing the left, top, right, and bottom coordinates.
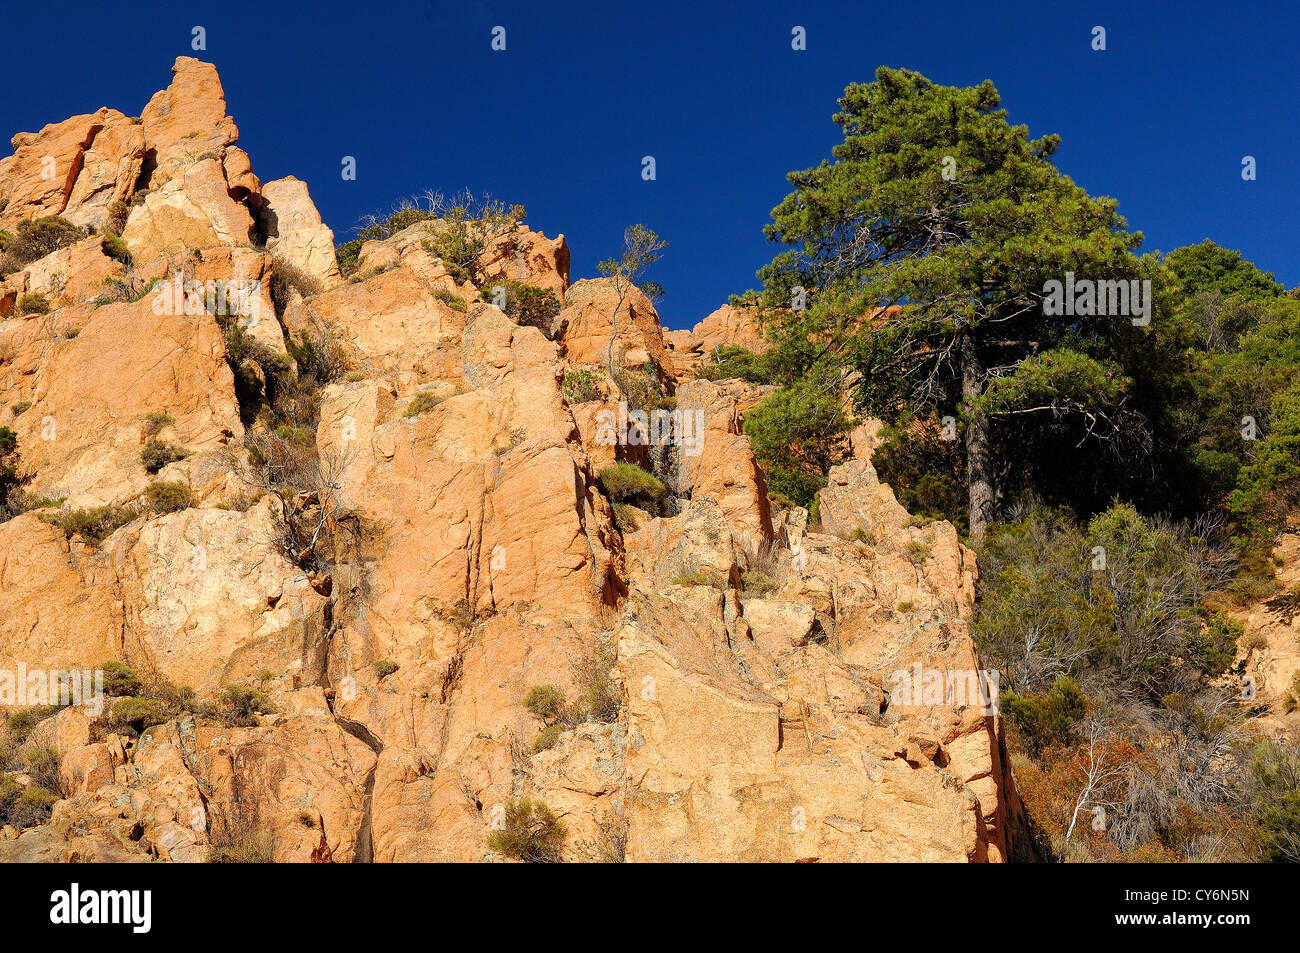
(961, 329, 995, 540)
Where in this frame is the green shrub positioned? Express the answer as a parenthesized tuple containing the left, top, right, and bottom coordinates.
(975, 504, 1227, 699)
(485, 280, 561, 334)
(486, 799, 566, 862)
(741, 570, 779, 594)
(523, 685, 566, 725)
(1187, 612, 1243, 676)
(108, 697, 169, 735)
(403, 391, 445, 418)
(744, 377, 852, 509)
(1, 784, 58, 829)
(562, 369, 603, 404)
(143, 480, 192, 514)
(142, 411, 174, 437)
(597, 463, 667, 514)
(372, 206, 434, 236)
(0, 215, 85, 274)
(42, 503, 137, 543)
(372, 659, 399, 679)
(1246, 738, 1300, 861)
(531, 723, 565, 753)
(216, 685, 275, 727)
(101, 234, 132, 265)
(431, 287, 467, 311)
(22, 746, 61, 790)
(5, 705, 60, 743)
(335, 239, 363, 278)
(101, 661, 143, 697)
(903, 539, 931, 564)
(16, 292, 50, 316)
(700, 344, 776, 384)
(1001, 676, 1089, 755)
(416, 192, 525, 283)
(140, 438, 189, 473)
(129, 188, 152, 207)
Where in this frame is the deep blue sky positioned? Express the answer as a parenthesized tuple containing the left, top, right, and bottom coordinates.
(2, 0, 1296, 329)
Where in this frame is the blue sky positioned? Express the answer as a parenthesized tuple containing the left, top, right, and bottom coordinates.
(2, 0, 1296, 329)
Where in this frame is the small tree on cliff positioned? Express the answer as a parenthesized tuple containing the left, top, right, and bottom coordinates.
(599, 224, 667, 383)
(753, 67, 1162, 537)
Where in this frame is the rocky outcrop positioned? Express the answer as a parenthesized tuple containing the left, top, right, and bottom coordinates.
(559, 278, 674, 379)
(664, 303, 768, 379)
(0, 58, 1016, 863)
(262, 176, 341, 289)
(0, 109, 143, 231)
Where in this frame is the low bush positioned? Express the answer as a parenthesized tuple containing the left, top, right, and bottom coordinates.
(672, 570, 722, 588)
(16, 292, 50, 316)
(140, 438, 189, 473)
(597, 463, 666, 514)
(485, 280, 561, 334)
(700, 344, 777, 384)
(5, 705, 61, 743)
(216, 685, 275, 727)
(486, 799, 566, 862)
(403, 391, 445, 418)
(99, 661, 142, 697)
(1000, 675, 1090, 756)
(524, 685, 567, 725)
(141, 480, 191, 514)
(101, 234, 132, 265)
(0, 216, 86, 275)
(531, 723, 565, 753)
(334, 239, 363, 278)
(108, 696, 170, 735)
(141, 411, 174, 437)
(431, 287, 467, 312)
(0, 782, 58, 829)
(562, 369, 603, 404)
(42, 504, 137, 543)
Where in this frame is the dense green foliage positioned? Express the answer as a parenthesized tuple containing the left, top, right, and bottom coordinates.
(485, 279, 561, 334)
(744, 67, 1170, 536)
(597, 463, 667, 513)
(743, 379, 852, 508)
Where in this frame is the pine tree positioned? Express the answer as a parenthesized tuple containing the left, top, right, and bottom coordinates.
(754, 67, 1165, 537)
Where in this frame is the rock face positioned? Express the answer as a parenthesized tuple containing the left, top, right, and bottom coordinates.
(0, 109, 144, 231)
(1237, 533, 1300, 735)
(261, 176, 341, 289)
(665, 303, 768, 379)
(0, 58, 1017, 863)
